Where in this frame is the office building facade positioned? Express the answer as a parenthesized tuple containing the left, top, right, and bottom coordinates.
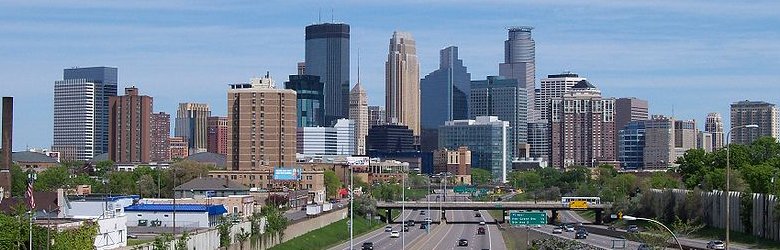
(385, 31, 421, 138)
(366, 124, 415, 154)
(705, 112, 725, 150)
(108, 87, 152, 163)
(349, 82, 368, 155)
(549, 80, 616, 168)
(175, 103, 211, 152)
(150, 112, 171, 162)
(284, 75, 325, 127)
(296, 119, 355, 156)
(697, 131, 714, 153)
(499, 26, 537, 122)
(227, 76, 297, 171)
(420, 46, 471, 129)
(618, 121, 645, 169)
(470, 76, 527, 156)
(439, 116, 511, 183)
(674, 119, 697, 159)
(207, 116, 228, 155)
(432, 146, 471, 176)
(643, 115, 675, 169)
(169, 137, 189, 159)
(730, 100, 779, 145)
(368, 106, 386, 127)
(52, 67, 118, 161)
(305, 23, 350, 126)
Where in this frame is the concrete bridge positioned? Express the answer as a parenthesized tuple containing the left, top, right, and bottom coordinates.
(376, 201, 611, 224)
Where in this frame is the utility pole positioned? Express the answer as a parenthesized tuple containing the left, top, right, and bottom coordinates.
(349, 164, 354, 250)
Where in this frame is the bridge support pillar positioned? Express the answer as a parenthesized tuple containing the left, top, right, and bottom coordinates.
(594, 209, 603, 225)
(441, 209, 447, 223)
(501, 209, 507, 224)
(550, 210, 558, 224)
(386, 209, 392, 223)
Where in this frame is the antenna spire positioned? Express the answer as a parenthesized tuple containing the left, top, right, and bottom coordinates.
(318, 8, 321, 23)
(331, 8, 334, 22)
(357, 48, 361, 83)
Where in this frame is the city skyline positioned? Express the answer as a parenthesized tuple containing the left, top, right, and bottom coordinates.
(1, 1, 779, 150)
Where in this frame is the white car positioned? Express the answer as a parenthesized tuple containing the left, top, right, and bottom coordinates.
(390, 231, 400, 238)
(564, 224, 575, 232)
(707, 240, 725, 250)
(384, 226, 393, 232)
(552, 227, 563, 234)
(479, 221, 486, 225)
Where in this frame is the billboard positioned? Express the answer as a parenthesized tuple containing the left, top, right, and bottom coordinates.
(273, 167, 302, 181)
(346, 156, 369, 166)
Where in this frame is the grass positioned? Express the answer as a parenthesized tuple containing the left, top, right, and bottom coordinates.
(404, 188, 430, 201)
(269, 216, 385, 250)
(127, 239, 152, 246)
(576, 210, 596, 221)
(689, 227, 780, 250)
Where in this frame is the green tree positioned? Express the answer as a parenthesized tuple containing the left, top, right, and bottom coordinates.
(471, 168, 491, 185)
(676, 148, 711, 189)
(170, 160, 211, 185)
(741, 163, 775, 193)
(10, 164, 27, 197)
(107, 171, 137, 194)
(407, 174, 429, 188)
(175, 232, 190, 250)
(217, 216, 233, 248)
(34, 166, 70, 191)
(510, 171, 543, 193)
(648, 172, 680, 189)
(324, 170, 342, 199)
(749, 136, 780, 165)
(136, 174, 157, 198)
(94, 160, 115, 178)
(537, 168, 563, 188)
(354, 195, 377, 217)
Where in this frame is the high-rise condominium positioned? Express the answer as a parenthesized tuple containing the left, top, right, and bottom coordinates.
(470, 76, 527, 156)
(549, 80, 615, 168)
(53, 66, 117, 161)
(227, 75, 296, 171)
(349, 82, 368, 155)
(705, 112, 724, 150)
(285, 75, 325, 127)
(420, 46, 471, 129)
(499, 26, 537, 122)
(386, 31, 421, 138)
(207, 116, 228, 155)
(175, 103, 211, 152)
(643, 115, 675, 169)
(533, 72, 587, 161)
(674, 119, 697, 159)
(150, 112, 170, 162)
(108, 87, 152, 163)
(730, 100, 780, 144)
(305, 23, 350, 126)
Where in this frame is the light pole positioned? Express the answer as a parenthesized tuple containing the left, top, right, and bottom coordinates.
(622, 215, 682, 250)
(726, 124, 758, 249)
(349, 164, 354, 250)
(401, 168, 405, 250)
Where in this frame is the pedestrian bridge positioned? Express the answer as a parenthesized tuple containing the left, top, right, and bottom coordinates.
(376, 201, 611, 224)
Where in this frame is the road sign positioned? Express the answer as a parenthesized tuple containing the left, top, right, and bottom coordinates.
(454, 185, 476, 193)
(509, 211, 547, 225)
(569, 200, 589, 209)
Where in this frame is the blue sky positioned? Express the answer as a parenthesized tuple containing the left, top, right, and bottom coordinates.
(1, 0, 778, 150)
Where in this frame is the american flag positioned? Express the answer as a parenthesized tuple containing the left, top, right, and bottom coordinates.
(26, 177, 35, 209)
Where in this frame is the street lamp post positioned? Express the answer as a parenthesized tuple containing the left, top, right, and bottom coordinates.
(726, 124, 758, 249)
(622, 215, 682, 250)
(349, 165, 354, 250)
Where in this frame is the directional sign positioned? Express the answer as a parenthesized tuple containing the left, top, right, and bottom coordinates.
(510, 211, 547, 225)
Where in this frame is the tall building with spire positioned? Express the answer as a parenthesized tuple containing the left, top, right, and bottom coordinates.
(305, 23, 350, 126)
(705, 112, 724, 150)
(420, 46, 471, 129)
(349, 81, 368, 155)
(499, 26, 537, 122)
(385, 31, 421, 139)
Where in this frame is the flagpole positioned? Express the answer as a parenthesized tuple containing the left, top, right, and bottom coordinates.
(28, 172, 36, 250)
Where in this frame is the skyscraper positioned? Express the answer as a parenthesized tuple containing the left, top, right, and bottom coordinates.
(643, 115, 675, 169)
(549, 80, 616, 168)
(705, 112, 724, 150)
(227, 75, 296, 171)
(697, 131, 714, 153)
(439, 116, 511, 183)
(470, 76, 527, 156)
(533, 72, 587, 161)
(285, 75, 325, 127)
(207, 116, 228, 155)
(108, 87, 152, 163)
(615, 97, 649, 159)
(53, 66, 118, 161)
(420, 46, 471, 129)
(730, 100, 780, 144)
(368, 106, 386, 127)
(305, 23, 350, 126)
(618, 120, 645, 169)
(349, 82, 368, 155)
(674, 119, 697, 159)
(499, 26, 537, 122)
(385, 31, 421, 138)
(175, 103, 211, 152)
(296, 119, 355, 156)
(150, 112, 170, 162)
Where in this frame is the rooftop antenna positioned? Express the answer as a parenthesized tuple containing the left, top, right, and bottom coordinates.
(265, 71, 270, 78)
(357, 48, 361, 83)
(331, 8, 334, 22)
(318, 8, 321, 23)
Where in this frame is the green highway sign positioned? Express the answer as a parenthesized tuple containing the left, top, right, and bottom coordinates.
(454, 185, 476, 193)
(510, 211, 547, 225)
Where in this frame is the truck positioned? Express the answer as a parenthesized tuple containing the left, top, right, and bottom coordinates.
(322, 202, 333, 212)
(306, 204, 322, 216)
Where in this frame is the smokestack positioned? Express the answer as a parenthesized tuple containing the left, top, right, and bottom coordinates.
(1, 97, 13, 198)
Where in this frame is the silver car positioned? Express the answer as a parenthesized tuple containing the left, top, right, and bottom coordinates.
(707, 240, 725, 250)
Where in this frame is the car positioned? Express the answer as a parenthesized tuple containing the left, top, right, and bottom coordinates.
(575, 229, 588, 239)
(627, 225, 639, 233)
(707, 240, 725, 250)
(458, 239, 469, 246)
(390, 231, 400, 238)
(475, 212, 482, 217)
(564, 224, 575, 232)
(403, 226, 410, 232)
(406, 220, 415, 226)
(479, 220, 486, 225)
(637, 244, 652, 250)
(552, 227, 563, 234)
(477, 227, 486, 235)
(127, 234, 138, 239)
(361, 242, 374, 250)
(425, 218, 432, 223)
(384, 226, 393, 232)
(419, 223, 427, 229)
(420, 210, 426, 215)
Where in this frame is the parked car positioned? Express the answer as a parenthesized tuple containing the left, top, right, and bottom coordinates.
(575, 229, 588, 239)
(477, 227, 486, 235)
(707, 240, 725, 250)
(552, 226, 563, 234)
(384, 226, 393, 232)
(361, 242, 374, 250)
(390, 231, 400, 238)
(627, 225, 639, 233)
(458, 239, 469, 246)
